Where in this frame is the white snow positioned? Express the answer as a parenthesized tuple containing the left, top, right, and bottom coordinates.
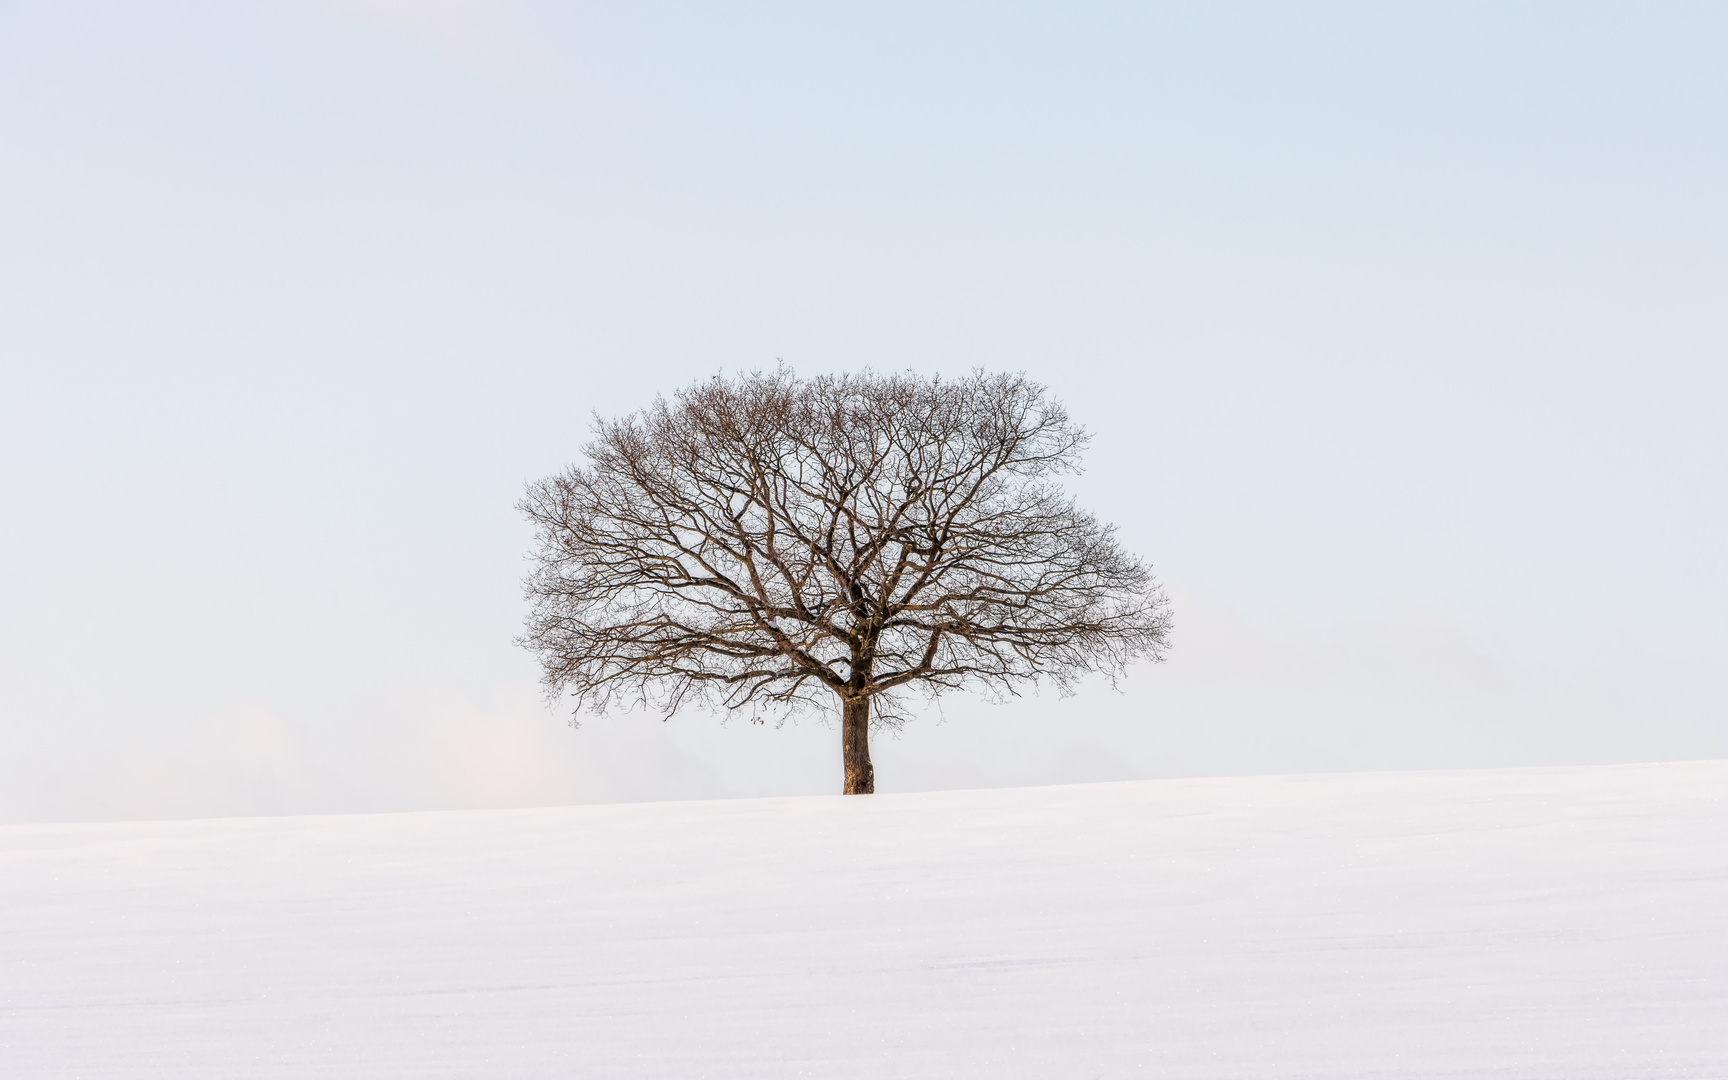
(3, 761, 1726, 1078)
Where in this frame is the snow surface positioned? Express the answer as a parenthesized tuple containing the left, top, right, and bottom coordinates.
(3, 761, 1726, 1078)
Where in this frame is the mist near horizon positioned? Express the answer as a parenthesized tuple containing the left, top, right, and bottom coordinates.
(2, 1, 1725, 821)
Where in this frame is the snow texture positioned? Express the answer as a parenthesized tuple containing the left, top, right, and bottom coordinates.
(3, 761, 1726, 1078)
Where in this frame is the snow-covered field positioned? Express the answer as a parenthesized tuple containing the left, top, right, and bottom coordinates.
(3, 761, 1725, 1078)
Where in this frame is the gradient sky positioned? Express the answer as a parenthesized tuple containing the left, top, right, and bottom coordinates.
(2, 1, 1725, 821)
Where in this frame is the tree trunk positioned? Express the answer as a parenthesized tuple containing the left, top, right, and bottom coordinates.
(842, 696, 874, 795)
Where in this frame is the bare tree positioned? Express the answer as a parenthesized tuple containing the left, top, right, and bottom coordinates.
(519, 368, 1172, 794)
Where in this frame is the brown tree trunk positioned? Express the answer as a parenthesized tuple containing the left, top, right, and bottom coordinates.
(842, 696, 874, 795)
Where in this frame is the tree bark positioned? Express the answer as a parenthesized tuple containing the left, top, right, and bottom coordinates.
(842, 696, 874, 795)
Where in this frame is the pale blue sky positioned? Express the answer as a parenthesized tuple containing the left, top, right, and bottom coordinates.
(2, 1, 1724, 821)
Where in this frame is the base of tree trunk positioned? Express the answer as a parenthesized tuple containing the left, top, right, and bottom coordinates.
(842, 697, 874, 795)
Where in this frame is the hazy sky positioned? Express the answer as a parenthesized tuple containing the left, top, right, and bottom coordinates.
(2, 1, 1724, 822)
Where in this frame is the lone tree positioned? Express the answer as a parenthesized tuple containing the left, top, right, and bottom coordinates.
(519, 368, 1171, 794)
